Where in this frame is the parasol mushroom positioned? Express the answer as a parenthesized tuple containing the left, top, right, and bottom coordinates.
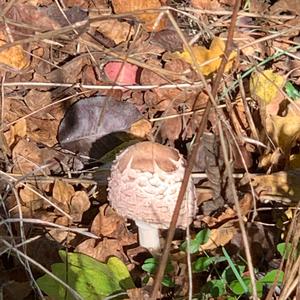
(107, 141, 197, 251)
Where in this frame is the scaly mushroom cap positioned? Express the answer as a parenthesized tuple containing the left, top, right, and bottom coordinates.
(108, 141, 197, 228)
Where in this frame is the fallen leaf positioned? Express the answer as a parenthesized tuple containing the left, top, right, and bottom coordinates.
(12, 139, 43, 174)
(46, 56, 88, 83)
(26, 118, 59, 147)
(93, 19, 134, 45)
(191, 0, 221, 9)
(250, 70, 285, 108)
(129, 119, 152, 139)
(248, 170, 300, 203)
(4, 119, 27, 147)
(24, 90, 52, 112)
(19, 184, 44, 210)
(176, 37, 236, 76)
(104, 62, 138, 85)
(151, 29, 183, 52)
(48, 216, 75, 243)
(111, 0, 166, 32)
(70, 191, 90, 222)
(160, 108, 182, 143)
(91, 204, 127, 238)
(200, 220, 238, 251)
(75, 238, 125, 262)
(266, 115, 300, 152)
(234, 32, 263, 56)
(0, 31, 29, 70)
(202, 193, 253, 227)
(270, 0, 300, 15)
(53, 180, 75, 205)
(58, 96, 143, 158)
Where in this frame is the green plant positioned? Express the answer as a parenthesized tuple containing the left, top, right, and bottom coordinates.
(141, 257, 175, 287)
(179, 229, 287, 299)
(285, 81, 300, 100)
(37, 250, 135, 300)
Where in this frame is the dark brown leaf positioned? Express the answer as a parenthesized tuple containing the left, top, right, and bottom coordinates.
(58, 96, 143, 158)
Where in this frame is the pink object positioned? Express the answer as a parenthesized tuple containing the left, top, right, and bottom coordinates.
(104, 61, 138, 85)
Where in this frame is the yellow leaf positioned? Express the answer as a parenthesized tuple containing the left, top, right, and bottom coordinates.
(0, 32, 29, 70)
(176, 37, 236, 76)
(249, 171, 300, 203)
(266, 115, 300, 152)
(250, 69, 285, 105)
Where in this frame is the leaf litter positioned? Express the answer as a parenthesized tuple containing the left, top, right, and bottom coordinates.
(0, 0, 300, 299)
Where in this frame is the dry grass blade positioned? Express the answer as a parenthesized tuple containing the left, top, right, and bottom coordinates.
(150, 1, 245, 298)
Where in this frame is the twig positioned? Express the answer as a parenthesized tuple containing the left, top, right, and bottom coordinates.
(150, 1, 241, 298)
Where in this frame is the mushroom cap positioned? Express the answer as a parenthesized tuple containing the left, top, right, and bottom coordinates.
(108, 141, 197, 229)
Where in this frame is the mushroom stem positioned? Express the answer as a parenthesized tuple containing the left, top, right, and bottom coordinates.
(135, 220, 160, 251)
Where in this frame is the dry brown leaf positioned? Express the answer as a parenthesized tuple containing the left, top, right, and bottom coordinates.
(19, 184, 43, 210)
(270, 0, 300, 15)
(4, 119, 27, 147)
(26, 118, 59, 147)
(160, 108, 182, 142)
(12, 139, 43, 174)
(111, 0, 166, 32)
(91, 204, 127, 238)
(53, 180, 74, 203)
(234, 32, 262, 56)
(70, 191, 90, 222)
(24, 90, 52, 112)
(93, 19, 134, 44)
(202, 194, 253, 227)
(0, 32, 29, 71)
(48, 216, 75, 243)
(200, 221, 238, 251)
(75, 238, 125, 262)
(191, 0, 221, 10)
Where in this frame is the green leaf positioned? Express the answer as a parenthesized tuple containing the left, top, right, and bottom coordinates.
(258, 270, 284, 285)
(201, 279, 226, 297)
(193, 256, 215, 272)
(221, 264, 246, 284)
(229, 278, 251, 295)
(37, 263, 106, 300)
(107, 257, 135, 290)
(181, 228, 211, 254)
(141, 258, 157, 273)
(277, 242, 292, 259)
(37, 251, 128, 300)
(162, 276, 175, 287)
(142, 257, 173, 274)
(285, 81, 300, 100)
